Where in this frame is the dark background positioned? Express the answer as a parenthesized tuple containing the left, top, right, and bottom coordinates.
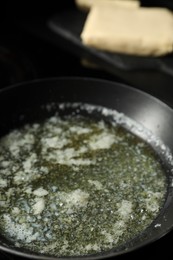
(0, 1, 173, 259)
(1, 0, 173, 108)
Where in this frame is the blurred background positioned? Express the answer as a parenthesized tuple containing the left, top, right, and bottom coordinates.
(0, 0, 173, 259)
(0, 1, 173, 106)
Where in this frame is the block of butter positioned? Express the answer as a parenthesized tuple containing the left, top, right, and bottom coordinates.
(75, 0, 140, 11)
(81, 4, 173, 56)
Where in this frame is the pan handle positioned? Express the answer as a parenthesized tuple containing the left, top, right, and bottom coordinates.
(158, 58, 173, 77)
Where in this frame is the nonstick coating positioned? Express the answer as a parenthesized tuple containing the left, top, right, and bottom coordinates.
(0, 77, 173, 260)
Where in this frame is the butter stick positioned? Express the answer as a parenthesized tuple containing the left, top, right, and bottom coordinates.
(81, 5, 173, 56)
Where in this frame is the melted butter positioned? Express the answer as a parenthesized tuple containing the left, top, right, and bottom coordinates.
(0, 106, 167, 257)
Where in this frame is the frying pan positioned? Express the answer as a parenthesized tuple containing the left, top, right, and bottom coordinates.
(0, 77, 173, 259)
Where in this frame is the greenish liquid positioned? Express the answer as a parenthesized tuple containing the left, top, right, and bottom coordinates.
(0, 114, 167, 257)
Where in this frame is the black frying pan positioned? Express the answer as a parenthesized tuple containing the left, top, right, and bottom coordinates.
(0, 77, 173, 259)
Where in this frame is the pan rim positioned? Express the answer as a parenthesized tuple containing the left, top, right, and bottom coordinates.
(0, 75, 172, 112)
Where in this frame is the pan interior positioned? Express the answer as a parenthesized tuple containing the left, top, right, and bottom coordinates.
(0, 102, 172, 259)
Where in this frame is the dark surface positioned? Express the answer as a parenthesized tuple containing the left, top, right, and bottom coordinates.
(4, 1, 173, 108)
(48, 9, 173, 76)
(0, 1, 173, 259)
